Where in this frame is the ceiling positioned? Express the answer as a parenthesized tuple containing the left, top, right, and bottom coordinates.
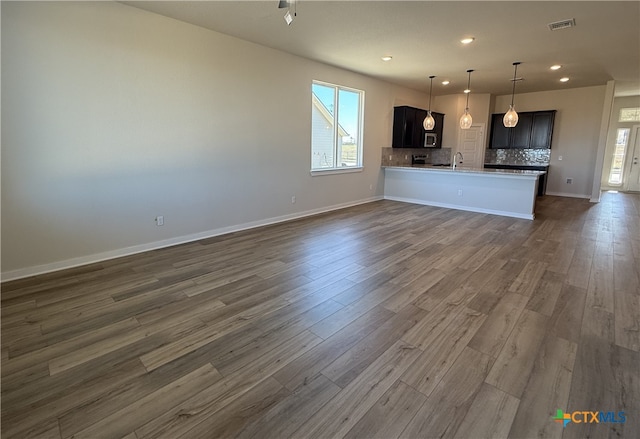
(123, 1, 640, 97)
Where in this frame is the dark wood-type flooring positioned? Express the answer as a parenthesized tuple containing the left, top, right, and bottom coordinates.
(2, 192, 639, 438)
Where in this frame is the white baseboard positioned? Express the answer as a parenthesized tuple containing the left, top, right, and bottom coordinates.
(545, 191, 591, 199)
(384, 196, 535, 220)
(2, 196, 384, 282)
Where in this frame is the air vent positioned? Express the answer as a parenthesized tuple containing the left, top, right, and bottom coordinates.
(548, 18, 576, 31)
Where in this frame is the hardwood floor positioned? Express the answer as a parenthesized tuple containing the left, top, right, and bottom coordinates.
(2, 192, 639, 439)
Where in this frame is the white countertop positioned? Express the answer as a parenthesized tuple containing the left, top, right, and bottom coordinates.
(383, 164, 545, 179)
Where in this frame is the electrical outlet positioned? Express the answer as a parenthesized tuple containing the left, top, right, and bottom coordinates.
(558, 155, 563, 161)
(369, 184, 373, 190)
(291, 196, 296, 204)
(155, 216, 164, 226)
(458, 189, 463, 196)
(389, 155, 392, 161)
(566, 178, 573, 184)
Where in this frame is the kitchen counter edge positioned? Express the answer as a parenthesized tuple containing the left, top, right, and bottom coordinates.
(382, 165, 545, 179)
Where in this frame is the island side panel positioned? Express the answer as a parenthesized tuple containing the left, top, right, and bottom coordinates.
(383, 168, 539, 220)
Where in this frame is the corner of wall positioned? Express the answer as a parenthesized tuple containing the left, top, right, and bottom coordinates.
(590, 80, 616, 202)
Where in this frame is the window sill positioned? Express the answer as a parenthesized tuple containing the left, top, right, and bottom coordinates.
(310, 167, 364, 176)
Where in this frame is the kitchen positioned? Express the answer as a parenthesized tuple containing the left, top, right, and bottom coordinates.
(381, 100, 555, 219)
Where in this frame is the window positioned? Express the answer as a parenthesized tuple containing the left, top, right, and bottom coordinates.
(619, 107, 640, 122)
(311, 81, 364, 172)
(608, 128, 630, 185)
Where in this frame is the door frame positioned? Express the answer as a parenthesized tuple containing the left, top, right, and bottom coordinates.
(457, 122, 486, 169)
(623, 124, 640, 192)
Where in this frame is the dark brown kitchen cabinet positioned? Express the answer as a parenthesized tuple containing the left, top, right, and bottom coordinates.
(393, 106, 444, 148)
(489, 110, 556, 149)
(530, 111, 555, 149)
(490, 115, 510, 148)
(392, 106, 419, 148)
(510, 113, 533, 148)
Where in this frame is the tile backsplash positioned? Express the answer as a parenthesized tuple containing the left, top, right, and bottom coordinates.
(382, 147, 550, 167)
(484, 148, 550, 165)
(381, 147, 452, 166)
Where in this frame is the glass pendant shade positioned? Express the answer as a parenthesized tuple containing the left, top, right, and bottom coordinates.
(423, 111, 435, 130)
(503, 105, 519, 127)
(424, 75, 436, 130)
(460, 108, 473, 129)
(504, 62, 521, 128)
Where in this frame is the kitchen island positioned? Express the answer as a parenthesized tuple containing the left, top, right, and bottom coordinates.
(383, 165, 545, 220)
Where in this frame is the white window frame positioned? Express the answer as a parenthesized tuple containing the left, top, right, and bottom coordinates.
(619, 107, 640, 123)
(310, 80, 364, 175)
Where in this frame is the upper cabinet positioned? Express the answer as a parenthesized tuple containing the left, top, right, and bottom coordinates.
(489, 110, 556, 149)
(393, 106, 444, 148)
(510, 113, 534, 148)
(529, 111, 556, 149)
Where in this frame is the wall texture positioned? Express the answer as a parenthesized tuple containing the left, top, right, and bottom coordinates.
(1, 2, 428, 278)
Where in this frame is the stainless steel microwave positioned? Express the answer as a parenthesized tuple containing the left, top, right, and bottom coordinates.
(424, 133, 437, 147)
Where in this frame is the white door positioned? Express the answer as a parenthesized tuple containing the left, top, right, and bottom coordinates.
(458, 123, 485, 169)
(626, 125, 640, 192)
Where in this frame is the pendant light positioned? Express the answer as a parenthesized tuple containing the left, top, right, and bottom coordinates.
(459, 69, 474, 130)
(423, 76, 436, 130)
(503, 62, 521, 128)
(278, 0, 296, 25)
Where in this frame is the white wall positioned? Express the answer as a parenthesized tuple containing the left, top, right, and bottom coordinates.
(1, 2, 425, 279)
(392, 85, 429, 111)
(432, 95, 460, 148)
(493, 86, 607, 198)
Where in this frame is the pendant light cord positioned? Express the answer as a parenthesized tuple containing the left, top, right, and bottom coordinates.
(465, 70, 472, 108)
(428, 76, 434, 111)
(510, 63, 519, 106)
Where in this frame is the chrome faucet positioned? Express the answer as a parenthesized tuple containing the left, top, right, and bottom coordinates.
(452, 152, 464, 169)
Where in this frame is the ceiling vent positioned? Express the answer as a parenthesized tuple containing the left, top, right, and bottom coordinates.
(547, 18, 576, 31)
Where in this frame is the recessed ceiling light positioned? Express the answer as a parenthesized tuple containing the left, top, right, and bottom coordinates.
(550, 65, 562, 70)
(442, 80, 450, 85)
(460, 37, 475, 45)
(560, 77, 570, 82)
(381, 56, 392, 62)
(464, 89, 471, 94)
